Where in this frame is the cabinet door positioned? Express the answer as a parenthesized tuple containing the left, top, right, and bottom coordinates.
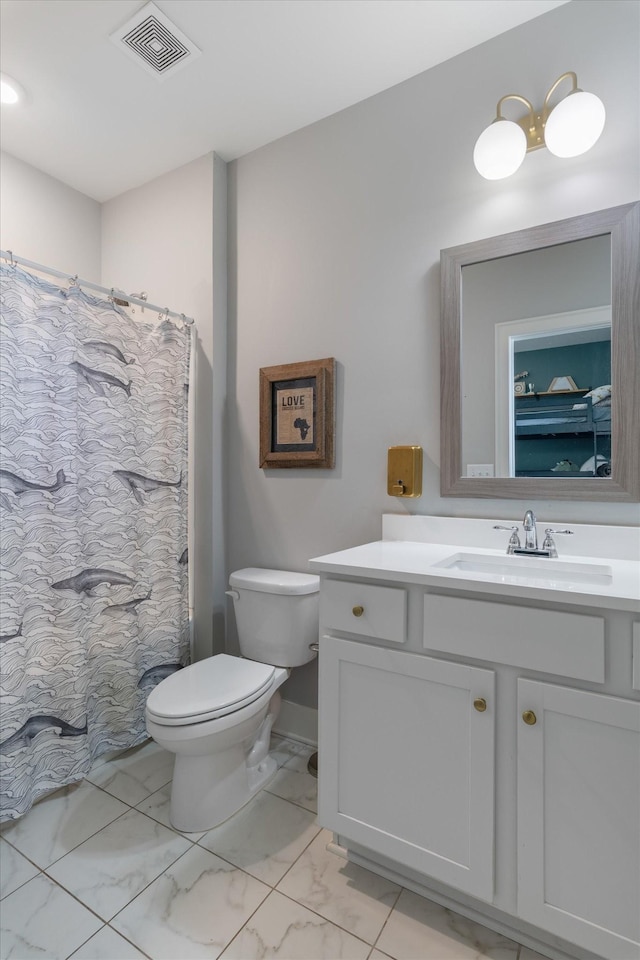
(517, 679, 640, 960)
(318, 636, 495, 900)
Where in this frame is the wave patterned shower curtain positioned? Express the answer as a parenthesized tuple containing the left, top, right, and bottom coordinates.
(0, 263, 191, 820)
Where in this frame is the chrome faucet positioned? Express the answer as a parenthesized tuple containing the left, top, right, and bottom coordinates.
(494, 509, 574, 557)
(523, 510, 538, 551)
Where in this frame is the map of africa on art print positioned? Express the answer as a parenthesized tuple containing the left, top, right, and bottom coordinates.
(259, 358, 335, 469)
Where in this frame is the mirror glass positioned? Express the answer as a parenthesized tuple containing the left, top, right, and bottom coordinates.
(461, 235, 612, 479)
(440, 202, 639, 501)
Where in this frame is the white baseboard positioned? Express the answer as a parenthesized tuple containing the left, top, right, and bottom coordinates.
(273, 699, 318, 746)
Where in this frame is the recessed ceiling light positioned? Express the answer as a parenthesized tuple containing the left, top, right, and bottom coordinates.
(0, 73, 25, 104)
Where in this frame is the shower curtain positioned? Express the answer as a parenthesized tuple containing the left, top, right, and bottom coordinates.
(0, 263, 191, 821)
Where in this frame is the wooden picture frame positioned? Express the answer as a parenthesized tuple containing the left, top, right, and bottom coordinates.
(259, 358, 336, 468)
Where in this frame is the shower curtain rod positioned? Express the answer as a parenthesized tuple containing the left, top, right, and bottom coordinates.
(1, 249, 194, 326)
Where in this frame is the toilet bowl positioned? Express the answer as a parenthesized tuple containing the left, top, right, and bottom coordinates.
(145, 568, 319, 832)
(146, 655, 289, 831)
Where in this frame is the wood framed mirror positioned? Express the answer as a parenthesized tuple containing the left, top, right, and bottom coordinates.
(440, 202, 639, 501)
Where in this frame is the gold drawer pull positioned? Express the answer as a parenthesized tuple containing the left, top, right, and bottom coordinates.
(522, 710, 537, 725)
(473, 698, 487, 712)
(352, 605, 364, 617)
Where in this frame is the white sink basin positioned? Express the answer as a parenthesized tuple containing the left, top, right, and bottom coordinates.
(435, 552, 613, 586)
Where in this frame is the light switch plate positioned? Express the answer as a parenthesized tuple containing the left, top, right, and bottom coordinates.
(467, 463, 495, 477)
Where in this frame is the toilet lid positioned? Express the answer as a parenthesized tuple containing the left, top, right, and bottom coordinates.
(229, 568, 319, 595)
(145, 654, 276, 725)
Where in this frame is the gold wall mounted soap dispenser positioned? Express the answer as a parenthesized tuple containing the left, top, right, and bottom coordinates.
(387, 446, 423, 498)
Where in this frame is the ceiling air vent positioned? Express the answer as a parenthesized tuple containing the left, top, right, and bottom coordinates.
(110, 2, 201, 80)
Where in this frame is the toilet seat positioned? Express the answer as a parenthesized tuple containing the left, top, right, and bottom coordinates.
(145, 654, 276, 726)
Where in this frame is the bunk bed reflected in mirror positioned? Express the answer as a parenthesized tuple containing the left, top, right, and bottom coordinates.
(512, 331, 612, 479)
(440, 202, 640, 501)
(494, 305, 612, 479)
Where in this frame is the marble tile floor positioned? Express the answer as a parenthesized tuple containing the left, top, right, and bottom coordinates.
(0, 737, 548, 960)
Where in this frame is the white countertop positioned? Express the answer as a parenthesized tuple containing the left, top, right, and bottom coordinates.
(309, 515, 640, 613)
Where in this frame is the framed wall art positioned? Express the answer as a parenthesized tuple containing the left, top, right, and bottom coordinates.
(259, 357, 336, 468)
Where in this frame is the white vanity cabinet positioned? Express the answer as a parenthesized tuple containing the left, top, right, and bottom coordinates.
(516, 679, 640, 960)
(316, 572, 640, 960)
(319, 634, 496, 900)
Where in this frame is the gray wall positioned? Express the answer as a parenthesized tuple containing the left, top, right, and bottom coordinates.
(102, 153, 222, 662)
(0, 152, 101, 280)
(227, 0, 640, 708)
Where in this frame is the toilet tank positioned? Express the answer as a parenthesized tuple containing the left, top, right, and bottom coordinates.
(228, 568, 319, 668)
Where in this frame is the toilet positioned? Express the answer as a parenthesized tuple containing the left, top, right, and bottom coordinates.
(145, 568, 319, 832)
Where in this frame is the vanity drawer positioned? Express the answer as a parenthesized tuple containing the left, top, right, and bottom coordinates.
(423, 594, 604, 682)
(321, 579, 407, 643)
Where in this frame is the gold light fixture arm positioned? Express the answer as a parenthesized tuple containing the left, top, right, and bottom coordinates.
(543, 71, 579, 116)
(495, 92, 543, 152)
(494, 73, 582, 154)
(496, 93, 535, 122)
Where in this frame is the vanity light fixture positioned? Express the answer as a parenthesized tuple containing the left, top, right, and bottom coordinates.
(473, 72, 605, 180)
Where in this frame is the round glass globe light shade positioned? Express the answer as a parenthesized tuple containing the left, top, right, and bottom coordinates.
(473, 119, 527, 180)
(544, 91, 605, 158)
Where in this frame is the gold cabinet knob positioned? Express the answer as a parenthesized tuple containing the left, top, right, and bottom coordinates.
(522, 710, 537, 725)
(352, 605, 364, 617)
(473, 698, 487, 712)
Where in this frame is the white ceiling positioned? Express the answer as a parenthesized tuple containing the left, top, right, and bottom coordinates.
(1, 0, 568, 202)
